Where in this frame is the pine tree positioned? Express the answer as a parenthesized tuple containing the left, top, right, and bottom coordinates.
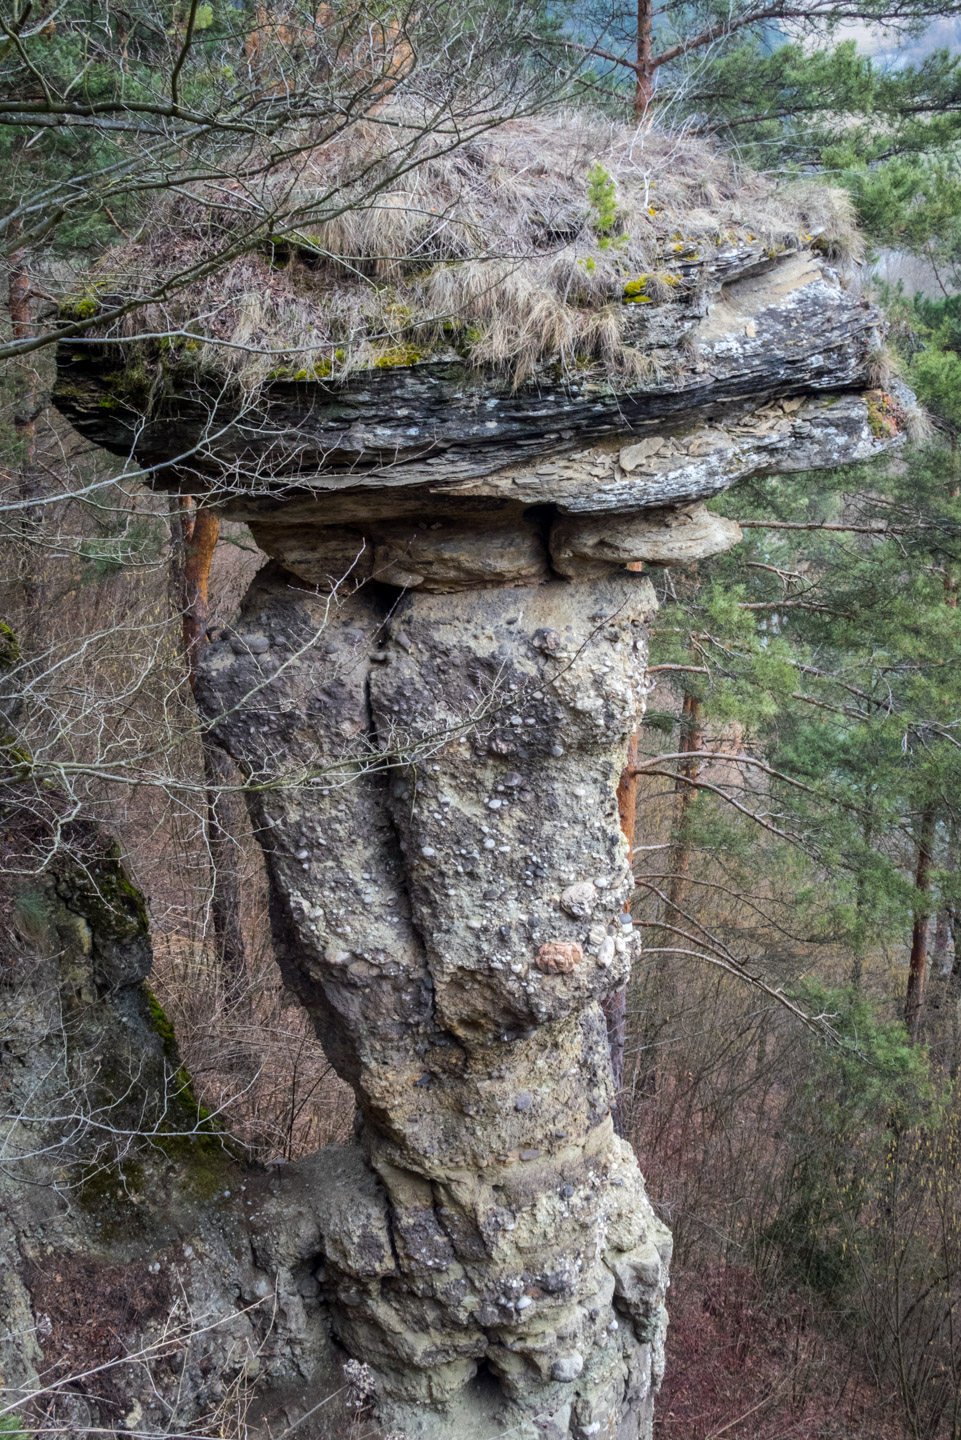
(638, 439, 961, 1048)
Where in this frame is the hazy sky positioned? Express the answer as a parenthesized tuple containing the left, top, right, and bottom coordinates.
(837, 16, 961, 64)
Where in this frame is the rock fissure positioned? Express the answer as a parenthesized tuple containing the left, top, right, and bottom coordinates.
(368, 668, 446, 1045)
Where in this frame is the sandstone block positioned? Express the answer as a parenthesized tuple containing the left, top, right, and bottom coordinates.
(372, 519, 548, 591)
(550, 503, 742, 579)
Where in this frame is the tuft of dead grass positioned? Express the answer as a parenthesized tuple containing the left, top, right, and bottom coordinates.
(79, 109, 862, 394)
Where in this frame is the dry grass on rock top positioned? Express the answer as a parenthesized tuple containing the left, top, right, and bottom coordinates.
(73, 110, 861, 392)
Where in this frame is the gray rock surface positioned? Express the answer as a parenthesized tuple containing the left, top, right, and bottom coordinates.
(196, 571, 672, 1439)
(550, 503, 743, 579)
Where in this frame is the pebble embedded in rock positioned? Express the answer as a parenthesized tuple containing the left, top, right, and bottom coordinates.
(535, 940, 584, 974)
(514, 1092, 533, 1111)
(551, 1353, 585, 1382)
(238, 634, 270, 654)
(560, 880, 596, 919)
(596, 936, 616, 968)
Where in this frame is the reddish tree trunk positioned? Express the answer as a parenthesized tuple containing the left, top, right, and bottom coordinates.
(905, 805, 936, 1044)
(179, 500, 220, 677)
(634, 0, 654, 117)
(178, 502, 249, 1001)
(605, 730, 640, 1125)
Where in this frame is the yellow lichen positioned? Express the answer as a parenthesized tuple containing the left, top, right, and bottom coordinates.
(374, 344, 424, 368)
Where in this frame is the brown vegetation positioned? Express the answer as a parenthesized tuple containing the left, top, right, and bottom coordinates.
(80, 112, 860, 391)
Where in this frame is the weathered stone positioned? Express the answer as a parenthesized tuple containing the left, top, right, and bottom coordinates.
(619, 437, 665, 471)
(53, 248, 896, 510)
(550, 503, 743, 579)
(536, 941, 584, 974)
(450, 390, 904, 514)
(559, 880, 599, 919)
(251, 522, 373, 590)
(371, 515, 548, 591)
(195, 570, 669, 1438)
(551, 1353, 585, 1382)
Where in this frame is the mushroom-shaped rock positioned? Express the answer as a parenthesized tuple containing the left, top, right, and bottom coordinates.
(51, 134, 911, 1438)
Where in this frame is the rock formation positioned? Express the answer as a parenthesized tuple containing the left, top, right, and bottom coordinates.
(0, 802, 357, 1439)
(48, 233, 907, 1439)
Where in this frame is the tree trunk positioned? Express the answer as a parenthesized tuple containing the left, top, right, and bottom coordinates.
(635, 693, 703, 1103)
(634, 0, 654, 118)
(947, 440, 959, 608)
(177, 501, 248, 1001)
(851, 813, 877, 991)
(665, 692, 703, 924)
(903, 457, 957, 1043)
(605, 730, 639, 1126)
(905, 805, 936, 1044)
(180, 501, 220, 675)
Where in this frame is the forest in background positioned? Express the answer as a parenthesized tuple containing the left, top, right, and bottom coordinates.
(5, 2, 961, 1436)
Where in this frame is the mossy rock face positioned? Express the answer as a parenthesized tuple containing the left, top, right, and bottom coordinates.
(73, 1127, 238, 1237)
(0, 803, 348, 1437)
(50, 824, 151, 992)
(143, 988, 227, 1138)
(146, 987, 178, 1054)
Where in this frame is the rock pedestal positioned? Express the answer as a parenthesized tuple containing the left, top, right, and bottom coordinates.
(198, 560, 671, 1440)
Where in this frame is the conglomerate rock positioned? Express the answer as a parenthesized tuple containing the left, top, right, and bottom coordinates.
(197, 570, 671, 1439)
(49, 240, 908, 1439)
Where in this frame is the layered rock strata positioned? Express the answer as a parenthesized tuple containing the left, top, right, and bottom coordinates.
(54, 245, 883, 496)
(53, 242, 907, 1439)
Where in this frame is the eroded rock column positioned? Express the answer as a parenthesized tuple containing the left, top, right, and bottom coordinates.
(198, 554, 671, 1440)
